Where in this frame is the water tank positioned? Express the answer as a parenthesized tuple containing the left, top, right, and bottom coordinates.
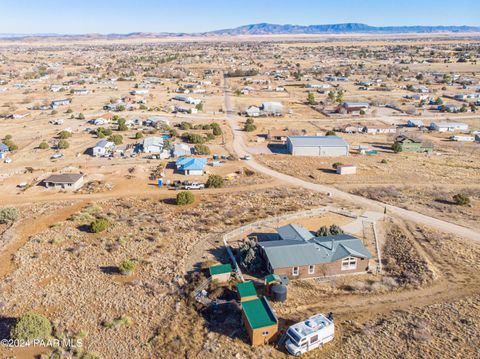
(271, 284, 287, 302)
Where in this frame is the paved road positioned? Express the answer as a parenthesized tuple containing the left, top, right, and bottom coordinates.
(223, 75, 480, 242)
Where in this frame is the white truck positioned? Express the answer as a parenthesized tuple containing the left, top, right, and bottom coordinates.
(184, 182, 205, 190)
(285, 313, 334, 356)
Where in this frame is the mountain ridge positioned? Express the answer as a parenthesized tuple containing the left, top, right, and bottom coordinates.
(1, 22, 479, 40)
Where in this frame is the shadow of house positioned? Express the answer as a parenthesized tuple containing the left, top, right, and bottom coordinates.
(267, 143, 289, 154)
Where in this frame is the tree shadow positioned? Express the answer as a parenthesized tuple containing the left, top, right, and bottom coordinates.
(100, 266, 120, 275)
(77, 224, 92, 233)
(0, 315, 16, 340)
(434, 198, 455, 205)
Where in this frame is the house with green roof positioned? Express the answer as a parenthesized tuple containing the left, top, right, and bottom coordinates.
(259, 224, 372, 279)
(241, 296, 278, 346)
(208, 263, 232, 283)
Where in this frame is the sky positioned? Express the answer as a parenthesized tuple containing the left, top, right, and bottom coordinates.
(0, 0, 478, 34)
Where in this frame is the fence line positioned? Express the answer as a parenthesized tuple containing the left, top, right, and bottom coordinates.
(222, 206, 359, 282)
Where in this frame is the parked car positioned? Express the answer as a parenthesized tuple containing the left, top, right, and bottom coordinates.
(4, 158, 12, 163)
(51, 153, 63, 159)
(184, 182, 205, 190)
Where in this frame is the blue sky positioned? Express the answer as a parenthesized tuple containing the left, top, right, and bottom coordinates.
(0, 0, 477, 34)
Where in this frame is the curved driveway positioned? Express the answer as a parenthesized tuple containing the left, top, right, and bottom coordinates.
(223, 76, 480, 242)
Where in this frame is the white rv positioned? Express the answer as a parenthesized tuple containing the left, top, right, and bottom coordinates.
(285, 313, 334, 356)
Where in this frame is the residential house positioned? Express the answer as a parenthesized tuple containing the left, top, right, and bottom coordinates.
(259, 224, 371, 279)
(260, 102, 283, 116)
(267, 130, 291, 142)
(336, 102, 370, 115)
(175, 157, 207, 175)
(172, 143, 191, 157)
(140, 137, 164, 153)
(72, 89, 89, 95)
(429, 122, 469, 132)
(246, 106, 261, 117)
(144, 116, 170, 128)
(287, 136, 349, 156)
(92, 140, 115, 157)
(130, 89, 149, 95)
(393, 135, 433, 153)
(363, 126, 397, 134)
(406, 119, 424, 128)
(42, 173, 84, 190)
(50, 99, 71, 109)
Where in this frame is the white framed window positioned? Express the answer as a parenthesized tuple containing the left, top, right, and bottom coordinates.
(262, 331, 269, 336)
(292, 267, 299, 276)
(341, 257, 357, 270)
(308, 265, 315, 274)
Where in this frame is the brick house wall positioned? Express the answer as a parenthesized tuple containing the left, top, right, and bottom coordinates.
(271, 257, 369, 279)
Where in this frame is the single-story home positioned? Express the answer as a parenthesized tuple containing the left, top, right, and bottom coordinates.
(175, 157, 207, 175)
(259, 224, 372, 279)
(336, 102, 370, 114)
(287, 136, 349, 156)
(267, 130, 291, 142)
(246, 106, 261, 117)
(50, 99, 71, 109)
(42, 173, 84, 190)
(407, 119, 424, 128)
(172, 143, 191, 157)
(363, 126, 397, 134)
(92, 140, 115, 157)
(394, 135, 433, 153)
(429, 122, 469, 132)
(140, 137, 164, 153)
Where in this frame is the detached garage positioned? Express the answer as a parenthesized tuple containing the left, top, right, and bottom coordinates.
(286, 136, 349, 156)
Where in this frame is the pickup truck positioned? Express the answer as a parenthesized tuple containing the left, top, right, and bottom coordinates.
(184, 183, 205, 190)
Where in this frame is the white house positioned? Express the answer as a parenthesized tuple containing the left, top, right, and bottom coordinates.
(140, 137, 164, 153)
(429, 122, 469, 132)
(92, 140, 115, 157)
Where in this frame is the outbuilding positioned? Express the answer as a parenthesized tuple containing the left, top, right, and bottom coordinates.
(241, 297, 278, 346)
(208, 263, 232, 283)
(336, 164, 357, 175)
(286, 136, 349, 157)
(43, 173, 84, 190)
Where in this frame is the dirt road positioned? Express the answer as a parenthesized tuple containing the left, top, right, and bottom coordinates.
(223, 75, 480, 242)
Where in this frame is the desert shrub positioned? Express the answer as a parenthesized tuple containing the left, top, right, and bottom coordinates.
(10, 312, 52, 341)
(180, 121, 192, 130)
(332, 162, 343, 169)
(184, 133, 205, 144)
(392, 143, 402, 153)
(97, 127, 112, 137)
(2, 139, 18, 151)
(38, 141, 49, 149)
(194, 144, 210, 155)
(78, 113, 85, 120)
(90, 218, 110, 233)
(211, 123, 222, 136)
(0, 207, 19, 224)
(118, 259, 136, 275)
(452, 193, 470, 206)
(58, 130, 72, 139)
(206, 174, 224, 188)
(134, 132, 143, 139)
(176, 191, 195, 205)
(244, 122, 256, 132)
(103, 315, 132, 329)
(108, 134, 123, 145)
(325, 130, 336, 136)
(57, 139, 69, 149)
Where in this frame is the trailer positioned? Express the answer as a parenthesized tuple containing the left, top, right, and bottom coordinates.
(285, 313, 334, 356)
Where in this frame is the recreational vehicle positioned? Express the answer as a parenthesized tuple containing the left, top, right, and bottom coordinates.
(285, 313, 334, 356)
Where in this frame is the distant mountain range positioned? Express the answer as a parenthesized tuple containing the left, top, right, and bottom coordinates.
(1, 23, 479, 40)
(203, 23, 480, 35)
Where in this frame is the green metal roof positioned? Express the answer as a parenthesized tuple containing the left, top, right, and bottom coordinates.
(236, 281, 257, 298)
(209, 263, 232, 276)
(242, 297, 278, 329)
(265, 274, 281, 284)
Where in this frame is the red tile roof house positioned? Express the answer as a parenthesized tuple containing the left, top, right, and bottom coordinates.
(259, 224, 372, 279)
(42, 173, 84, 190)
